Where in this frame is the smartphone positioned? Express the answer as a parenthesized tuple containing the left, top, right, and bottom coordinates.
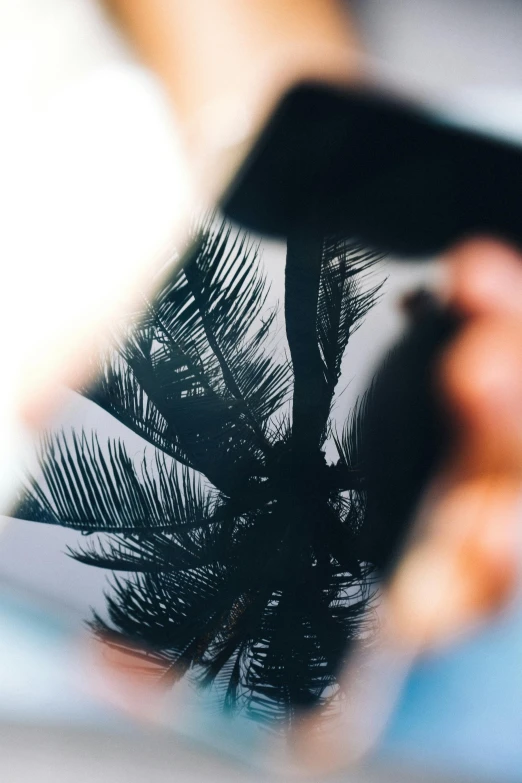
(222, 81, 522, 256)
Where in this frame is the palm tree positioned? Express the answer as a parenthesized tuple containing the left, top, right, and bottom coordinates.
(13, 219, 383, 726)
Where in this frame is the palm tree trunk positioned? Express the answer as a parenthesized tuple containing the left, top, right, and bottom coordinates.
(285, 229, 330, 456)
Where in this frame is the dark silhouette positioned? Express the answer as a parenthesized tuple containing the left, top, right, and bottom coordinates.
(357, 292, 459, 579)
(13, 219, 383, 726)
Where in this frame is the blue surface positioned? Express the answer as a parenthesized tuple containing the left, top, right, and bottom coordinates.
(0, 589, 120, 726)
(382, 599, 522, 781)
(0, 584, 521, 779)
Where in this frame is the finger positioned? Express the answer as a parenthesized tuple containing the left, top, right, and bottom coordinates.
(446, 236, 522, 318)
(386, 476, 519, 648)
(440, 315, 522, 475)
(386, 314, 522, 648)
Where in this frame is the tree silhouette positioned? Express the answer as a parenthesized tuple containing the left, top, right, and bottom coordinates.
(13, 219, 383, 726)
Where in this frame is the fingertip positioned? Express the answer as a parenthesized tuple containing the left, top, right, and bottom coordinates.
(439, 317, 522, 434)
(446, 236, 522, 316)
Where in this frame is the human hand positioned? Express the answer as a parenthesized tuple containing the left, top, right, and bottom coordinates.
(292, 238, 522, 773)
(387, 238, 522, 648)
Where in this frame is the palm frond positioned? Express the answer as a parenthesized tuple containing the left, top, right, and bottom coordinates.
(317, 238, 384, 399)
(14, 431, 215, 535)
(333, 385, 375, 476)
(286, 230, 382, 454)
(77, 220, 291, 492)
(151, 218, 292, 435)
(79, 343, 192, 466)
(121, 321, 265, 493)
(10, 216, 386, 726)
(87, 536, 252, 680)
(244, 563, 375, 725)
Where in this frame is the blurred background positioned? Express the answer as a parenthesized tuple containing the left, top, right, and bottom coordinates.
(1, 0, 522, 780)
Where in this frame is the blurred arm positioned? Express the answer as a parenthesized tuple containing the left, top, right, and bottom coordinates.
(103, 0, 361, 195)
